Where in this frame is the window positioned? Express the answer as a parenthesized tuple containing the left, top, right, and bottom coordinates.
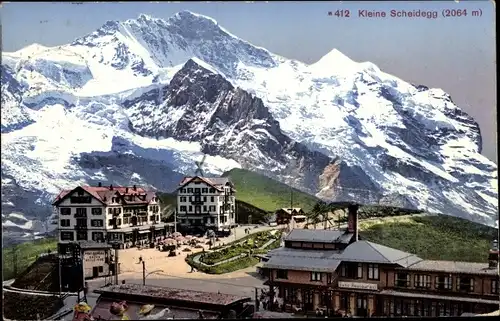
(209, 205, 216, 212)
(150, 215, 155, 222)
(91, 208, 102, 215)
(188, 206, 193, 212)
(92, 232, 104, 242)
(187, 188, 193, 193)
(180, 206, 187, 212)
(340, 262, 358, 279)
(180, 196, 187, 202)
(202, 188, 208, 193)
(491, 279, 499, 294)
(60, 219, 70, 227)
(414, 275, 432, 288)
(98, 266, 104, 273)
(108, 208, 112, 214)
(435, 275, 453, 290)
(311, 272, 322, 281)
(108, 219, 115, 227)
(210, 196, 215, 202)
(277, 270, 288, 279)
(357, 264, 363, 279)
(194, 188, 201, 193)
(60, 231, 74, 241)
(203, 196, 207, 202)
(457, 277, 474, 292)
(209, 188, 216, 193)
(90, 219, 103, 227)
(76, 218, 87, 227)
(203, 205, 208, 212)
(123, 217, 129, 224)
(60, 208, 71, 215)
(76, 231, 87, 241)
(395, 273, 411, 287)
(156, 215, 159, 221)
(75, 208, 87, 217)
(181, 188, 186, 193)
(116, 218, 122, 225)
(367, 264, 379, 280)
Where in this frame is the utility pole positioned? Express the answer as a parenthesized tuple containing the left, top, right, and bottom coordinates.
(142, 261, 146, 286)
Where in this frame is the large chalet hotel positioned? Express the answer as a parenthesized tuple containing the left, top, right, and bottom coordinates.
(261, 204, 499, 317)
(52, 183, 172, 254)
(176, 176, 237, 232)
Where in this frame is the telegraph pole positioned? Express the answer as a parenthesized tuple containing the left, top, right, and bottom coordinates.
(142, 261, 146, 286)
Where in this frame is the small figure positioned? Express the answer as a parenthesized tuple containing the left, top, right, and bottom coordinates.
(73, 301, 94, 321)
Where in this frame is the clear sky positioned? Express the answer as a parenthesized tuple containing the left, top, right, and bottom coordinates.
(1, 1, 497, 162)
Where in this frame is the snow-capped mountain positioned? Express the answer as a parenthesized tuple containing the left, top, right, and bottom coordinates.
(1, 11, 498, 242)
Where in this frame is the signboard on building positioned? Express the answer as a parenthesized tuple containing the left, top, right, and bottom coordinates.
(338, 281, 378, 291)
(83, 250, 106, 263)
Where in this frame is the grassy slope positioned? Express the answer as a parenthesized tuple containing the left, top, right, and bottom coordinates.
(221, 168, 319, 212)
(359, 214, 497, 262)
(2, 237, 58, 281)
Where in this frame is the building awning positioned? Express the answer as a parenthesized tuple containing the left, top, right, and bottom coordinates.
(380, 290, 500, 305)
(139, 230, 149, 234)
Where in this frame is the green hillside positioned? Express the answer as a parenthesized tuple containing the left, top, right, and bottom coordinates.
(2, 237, 58, 281)
(221, 168, 320, 212)
(359, 214, 497, 263)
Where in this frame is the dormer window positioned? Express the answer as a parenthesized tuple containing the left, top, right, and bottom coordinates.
(112, 197, 116, 203)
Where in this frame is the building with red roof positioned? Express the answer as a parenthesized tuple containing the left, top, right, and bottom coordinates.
(52, 183, 173, 279)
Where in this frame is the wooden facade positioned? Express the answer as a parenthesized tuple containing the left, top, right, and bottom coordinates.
(262, 225, 499, 317)
(275, 208, 305, 225)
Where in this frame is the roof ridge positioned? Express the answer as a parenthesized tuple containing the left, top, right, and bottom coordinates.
(364, 240, 393, 263)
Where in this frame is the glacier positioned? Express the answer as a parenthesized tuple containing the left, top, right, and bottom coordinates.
(1, 11, 498, 243)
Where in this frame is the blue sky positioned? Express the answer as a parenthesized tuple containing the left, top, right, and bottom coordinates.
(1, 1, 497, 161)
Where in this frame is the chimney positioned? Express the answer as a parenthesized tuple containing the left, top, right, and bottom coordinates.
(488, 239, 498, 269)
(347, 203, 359, 242)
(125, 187, 129, 193)
(109, 184, 113, 190)
(98, 182, 102, 187)
(133, 184, 137, 191)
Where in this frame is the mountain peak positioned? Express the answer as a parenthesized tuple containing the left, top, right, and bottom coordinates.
(137, 13, 155, 21)
(170, 10, 219, 25)
(309, 48, 358, 75)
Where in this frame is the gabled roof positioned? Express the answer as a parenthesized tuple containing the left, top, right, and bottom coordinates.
(285, 228, 353, 244)
(52, 185, 157, 206)
(278, 208, 304, 214)
(52, 186, 106, 206)
(178, 176, 234, 191)
(341, 241, 422, 267)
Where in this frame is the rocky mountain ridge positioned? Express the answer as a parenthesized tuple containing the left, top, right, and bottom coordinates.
(1, 11, 497, 243)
